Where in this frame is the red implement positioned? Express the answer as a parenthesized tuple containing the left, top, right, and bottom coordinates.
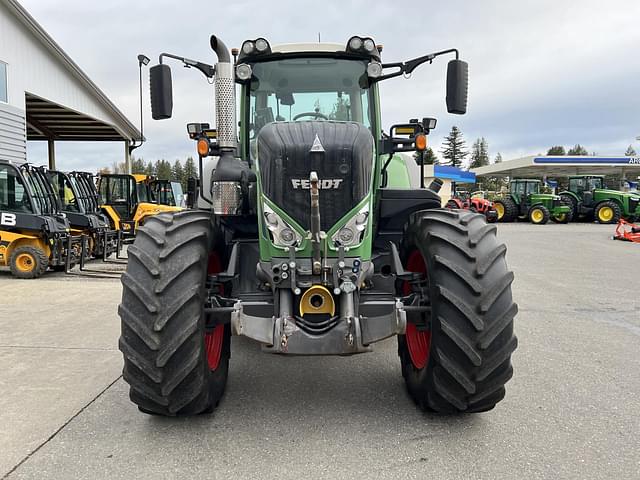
(613, 219, 640, 243)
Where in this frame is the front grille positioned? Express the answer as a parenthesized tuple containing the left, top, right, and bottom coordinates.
(257, 121, 373, 231)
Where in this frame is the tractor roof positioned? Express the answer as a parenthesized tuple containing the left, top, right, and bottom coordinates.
(271, 43, 347, 54)
(238, 37, 381, 63)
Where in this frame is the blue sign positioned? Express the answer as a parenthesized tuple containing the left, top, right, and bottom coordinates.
(434, 165, 476, 183)
(534, 156, 640, 165)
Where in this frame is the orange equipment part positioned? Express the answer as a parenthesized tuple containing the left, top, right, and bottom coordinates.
(613, 219, 640, 243)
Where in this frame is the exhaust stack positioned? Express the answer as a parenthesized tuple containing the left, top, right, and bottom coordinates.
(210, 35, 236, 151)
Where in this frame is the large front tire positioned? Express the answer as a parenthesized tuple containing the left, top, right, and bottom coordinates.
(398, 209, 518, 413)
(595, 201, 621, 224)
(118, 210, 230, 416)
(9, 245, 48, 279)
(528, 205, 550, 225)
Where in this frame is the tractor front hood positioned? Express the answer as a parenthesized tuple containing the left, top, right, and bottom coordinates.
(255, 121, 375, 260)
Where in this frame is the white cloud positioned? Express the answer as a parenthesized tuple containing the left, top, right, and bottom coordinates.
(18, 0, 640, 170)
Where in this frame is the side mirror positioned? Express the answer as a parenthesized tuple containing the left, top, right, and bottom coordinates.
(186, 177, 198, 208)
(150, 64, 173, 120)
(446, 59, 468, 115)
(277, 92, 295, 106)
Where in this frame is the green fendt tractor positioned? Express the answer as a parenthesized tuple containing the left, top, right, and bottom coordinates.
(559, 175, 640, 224)
(118, 35, 517, 416)
(494, 179, 571, 224)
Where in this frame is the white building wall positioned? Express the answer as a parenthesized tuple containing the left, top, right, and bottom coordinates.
(0, 102, 25, 161)
(0, 2, 123, 123)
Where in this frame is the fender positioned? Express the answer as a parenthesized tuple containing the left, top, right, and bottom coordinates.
(133, 202, 182, 227)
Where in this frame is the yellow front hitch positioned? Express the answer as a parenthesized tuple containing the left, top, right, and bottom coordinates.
(299, 285, 335, 316)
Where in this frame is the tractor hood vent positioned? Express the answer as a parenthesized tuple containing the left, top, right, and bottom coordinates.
(257, 121, 373, 231)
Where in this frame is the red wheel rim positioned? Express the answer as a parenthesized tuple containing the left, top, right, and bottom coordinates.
(205, 325, 224, 370)
(403, 249, 431, 369)
(205, 252, 224, 371)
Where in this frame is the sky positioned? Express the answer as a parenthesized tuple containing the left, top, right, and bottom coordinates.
(21, 0, 640, 172)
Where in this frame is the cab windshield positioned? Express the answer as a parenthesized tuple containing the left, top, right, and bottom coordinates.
(587, 177, 603, 190)
(49, 172, 80, 213)
(247, 57, 373, 159)
(0, 164, 32, 213)
(511, 181, 540, 196)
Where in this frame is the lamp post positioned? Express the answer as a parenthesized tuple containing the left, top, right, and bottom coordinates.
(128, 54, 151, 162)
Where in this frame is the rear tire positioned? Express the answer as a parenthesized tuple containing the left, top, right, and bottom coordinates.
(594, 201, 621, 224)
(560, 194, 578, 219)
(528, 205, 550, 225)
(118, 210, 230, 416)
(494, 198, 517, 222)
(9, 246, 48, 279)
(551, 202, 574, 224)
(397, 209, 518, 413)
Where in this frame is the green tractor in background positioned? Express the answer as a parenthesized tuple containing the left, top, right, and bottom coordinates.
(494, 179, 572, 224)
(117, 35, 517, 417)
(559, 175, 640, 224)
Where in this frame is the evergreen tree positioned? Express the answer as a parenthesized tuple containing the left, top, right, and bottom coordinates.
(567, 144, 588, 155)
(144, 161, 155, 176)
(423, 147, 438, 165)
(439, 126, 468, 169)
(173, 160, 185, 188)
(413, 147, 438, 166)
(625, 145, 637, 156)
(494, 152, 503, 164)
(184, 156, 198, 182)
(469, 137, 490, 169)
(154, 159, 173, 180)
(329, 96, 350, 121)
(131, 156, 146, 174)
(547, 146, 565, 155)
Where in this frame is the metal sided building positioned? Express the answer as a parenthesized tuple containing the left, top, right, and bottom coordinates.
(0, 0, 140, 169)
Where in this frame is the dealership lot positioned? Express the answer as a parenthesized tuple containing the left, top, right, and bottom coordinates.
(1, 223, 638, 480)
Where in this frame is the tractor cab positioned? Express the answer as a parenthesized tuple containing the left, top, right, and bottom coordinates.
(0, 161, 79, 277)
(510, 179, 540, 204)
(567, 175, 604, 206)
(151, 179, 185, 207)
(97, 173, 182, 237)
(69, 172, 103, 215)
(47, 170, 118, 259)
(454, 188, 471, 201)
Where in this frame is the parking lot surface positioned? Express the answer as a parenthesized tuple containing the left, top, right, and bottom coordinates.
(1, 223, 639, 479)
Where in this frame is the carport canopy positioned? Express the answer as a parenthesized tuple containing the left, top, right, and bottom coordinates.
(25, 93, 127, 141)
(472, 156, 640, 179)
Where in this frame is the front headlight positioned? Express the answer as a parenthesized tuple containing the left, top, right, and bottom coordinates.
(331, 204, 369, 248)
(263, 204, 303, 249)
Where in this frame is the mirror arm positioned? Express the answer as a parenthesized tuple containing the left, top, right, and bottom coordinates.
(375, 48, 460, 82)
(380, 152, 394, 188)
(159, 53, 215, 79)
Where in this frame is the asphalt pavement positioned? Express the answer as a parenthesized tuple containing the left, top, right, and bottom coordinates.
(1, 223, 638, 480)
